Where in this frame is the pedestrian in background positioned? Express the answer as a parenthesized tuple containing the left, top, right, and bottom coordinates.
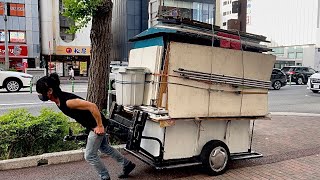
(36, 73, 136, 180)
(69, 67, 75, 80)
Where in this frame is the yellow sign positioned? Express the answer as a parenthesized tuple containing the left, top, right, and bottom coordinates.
(56, 46, 91, 56)
(80, 62, 87, 75)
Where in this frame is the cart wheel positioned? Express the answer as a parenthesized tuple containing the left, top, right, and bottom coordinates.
(200, 140, 230, 176)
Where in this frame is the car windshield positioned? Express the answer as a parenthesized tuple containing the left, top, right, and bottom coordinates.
(281, 67, 292, 72)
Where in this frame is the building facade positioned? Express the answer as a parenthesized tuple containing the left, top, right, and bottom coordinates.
(0, 0, 40, 71)
(111, 0, 221, 63)
(149, 0, 219, 27)
(111, 0, 149, 62)
(219, 0, 320, 70)
(40, 0, 91, 76)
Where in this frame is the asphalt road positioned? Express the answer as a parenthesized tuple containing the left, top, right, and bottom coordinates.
(268, 84, 320, 114)
(0, 83, 87, 116)
(0, 83, 318, 116)
(1, 84, 320, 179)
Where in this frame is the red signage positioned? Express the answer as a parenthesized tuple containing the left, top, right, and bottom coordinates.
(0, 45, 28, 57)
(66, 47, 72, 54)
(0, 3, 4, 15)
(9, 3, 25, 17)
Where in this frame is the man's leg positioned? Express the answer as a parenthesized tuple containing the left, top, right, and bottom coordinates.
(85, 131, 110, 180)
(100, 134, 135, 178)
(99, 134, 129, 166)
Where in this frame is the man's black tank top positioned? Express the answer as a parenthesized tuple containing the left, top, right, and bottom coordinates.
(58, 91, 109, 130)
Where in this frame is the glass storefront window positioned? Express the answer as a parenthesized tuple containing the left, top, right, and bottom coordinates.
(160, 0, 216, 25)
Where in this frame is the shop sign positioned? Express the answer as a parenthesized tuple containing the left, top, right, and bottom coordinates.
(0, 3, 4, 15)
(0, 45, 28, 57)
(9, 3, 25, 17)
(10, 31, 26, 43)
(80, 62, 87, 75)
(56, 46, 90, 55)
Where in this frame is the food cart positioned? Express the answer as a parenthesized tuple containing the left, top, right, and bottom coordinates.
(109, 19, 275, 175)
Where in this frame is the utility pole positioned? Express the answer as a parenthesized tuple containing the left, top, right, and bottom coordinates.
(3, 2, 9, 70)
(238, 0, 247, 32)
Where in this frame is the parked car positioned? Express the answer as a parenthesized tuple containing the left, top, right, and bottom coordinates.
(307, 72, 320, 93)
(270, 68, 287, 90)
(281, 66, 317, 85)
(0, 69, 33, 92)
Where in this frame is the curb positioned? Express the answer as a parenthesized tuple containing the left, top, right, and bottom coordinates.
(0, 144, 125, 171)
(271, 112, 320, 117)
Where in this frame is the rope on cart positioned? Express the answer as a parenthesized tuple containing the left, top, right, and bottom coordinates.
(237, 30, 245, 116)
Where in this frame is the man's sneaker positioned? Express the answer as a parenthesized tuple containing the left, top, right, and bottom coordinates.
(118, 161, 136, 178)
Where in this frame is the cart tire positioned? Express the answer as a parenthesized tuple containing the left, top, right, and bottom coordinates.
(200, 140, 230, 176)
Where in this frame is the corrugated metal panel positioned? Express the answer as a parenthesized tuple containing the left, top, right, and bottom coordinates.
(112, 0, 148, 62)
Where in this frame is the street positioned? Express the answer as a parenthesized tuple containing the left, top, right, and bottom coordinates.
(1, 84, 320, 179)
(0, 84, 319, 115)
(269, 85, 320, 114)
(0, 83, 87, 116)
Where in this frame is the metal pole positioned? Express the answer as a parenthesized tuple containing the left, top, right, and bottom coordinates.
(49, 41, 52, 74)
(72, 80, 74, 92)
(239, 0, 247, 32)
(30, 80, 33, 94)
(289, 74, 292, 86)
(4, 2, 9, 70)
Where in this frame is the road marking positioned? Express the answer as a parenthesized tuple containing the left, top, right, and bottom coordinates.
(0, 102, 54, 106)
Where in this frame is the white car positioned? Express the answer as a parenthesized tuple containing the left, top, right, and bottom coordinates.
(307, 73, 320, 93)
(0, 68, 33, 92)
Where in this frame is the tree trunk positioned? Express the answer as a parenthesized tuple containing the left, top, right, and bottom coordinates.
(87, 0, 113, 110)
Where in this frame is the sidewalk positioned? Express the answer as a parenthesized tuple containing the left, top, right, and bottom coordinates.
(1, 115, 320, 179)
(179, 154, 320, 180)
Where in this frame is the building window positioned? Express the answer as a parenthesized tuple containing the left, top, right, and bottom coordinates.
(288, 47, 295, 53)
(59, 0, 75, 42)
(296, 52, 303, 59)
(8, 3, 25, 17)
(223, 12, 227, 16)
(272, 47, 285, 57)
(223, 22, 227, 26)
(223, 1, 228, 6)
(288, 52, 296, 59)
(9, 31, 26, 43)
(0, 31, 6, 42)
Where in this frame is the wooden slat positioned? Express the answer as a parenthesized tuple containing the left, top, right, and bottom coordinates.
(157, 43, 171, 108)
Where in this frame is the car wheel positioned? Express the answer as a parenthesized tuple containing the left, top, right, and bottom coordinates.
(272, 80, 282, 90)
(5, 79, 21, 92)
(296, 77, 304, 85)
(312, 90, 319, 93)
(200, 140, 230, 176)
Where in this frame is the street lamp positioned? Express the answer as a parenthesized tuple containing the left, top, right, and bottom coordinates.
(2, 2, 9, 70)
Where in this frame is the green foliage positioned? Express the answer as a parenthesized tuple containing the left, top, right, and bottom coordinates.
(0, 109, 84, 160)
(62, 0, 103, 33)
